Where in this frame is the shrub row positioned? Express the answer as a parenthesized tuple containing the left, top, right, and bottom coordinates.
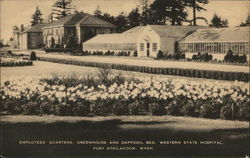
(192, 53, 213, 62)
(70, 50, 137, 57)
(2, 99, 249, 121)
(0, 61, 33, 67)
(44, 48, 75, 53)
(157, 50, 185, 60)
(224, 51, 247, 63)
(0, 57, 33, 67)
(39, 57, 250, 82)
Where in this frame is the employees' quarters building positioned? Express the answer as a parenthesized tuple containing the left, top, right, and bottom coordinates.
(19, 24, 45, 50)
(179, 27, 250, 60)
(83, 25, 208, 57)
(42, 13, 116, 48)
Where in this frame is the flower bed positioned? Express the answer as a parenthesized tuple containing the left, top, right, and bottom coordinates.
(1, 74, 249, 120)
(0, 57, 33, 67)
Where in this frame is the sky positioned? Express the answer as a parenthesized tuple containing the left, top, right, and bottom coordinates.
(0, 0, 249, 43)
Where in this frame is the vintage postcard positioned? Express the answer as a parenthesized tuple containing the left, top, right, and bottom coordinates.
(0, 0, 249, 157)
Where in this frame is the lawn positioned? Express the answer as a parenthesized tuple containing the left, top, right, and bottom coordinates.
(1, 115, 249, 157)
(1, 61, 246, 85)
(12, 50, 249, 73)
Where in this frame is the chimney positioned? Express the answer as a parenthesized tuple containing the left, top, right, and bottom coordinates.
(20, 24, 24, 32)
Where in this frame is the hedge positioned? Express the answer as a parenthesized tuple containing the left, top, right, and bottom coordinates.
(39, 57, 250, 82)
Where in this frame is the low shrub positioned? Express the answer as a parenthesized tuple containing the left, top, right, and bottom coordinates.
(3, 100, 22, 114)
(90, 100, 113, 116)
(72, 101, 90, 116)
(237, 103, 250, 121)
(112, 101, 129, 115)
(224, 50, 247, 63)
(22, 102, 40, 115)
(220, 105, 233, 120)
(156, 50, 164, 59)
(148, 102, 166, 115)
(165, 102, 182, 116)
(7, 50, 13, 56)
(30, 51, 37, 60)
(128, 101, 145, 115)
(199, 103, 220, 118)
(133, 51, 138, 57)
(39, 102, 54, 114)
(192, 53, 213, 62)
(55, 104, 73, 116)
(181, 103, 198, 117)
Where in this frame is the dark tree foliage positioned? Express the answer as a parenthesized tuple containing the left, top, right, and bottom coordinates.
(127, 8, 141, 29)
(185, 0, 208, 26)
(140, 0, 150, 25)
(100, 13, 116, 24)
(31, 6, 43, 26)
(240, 15, 250, 27)
(210, 14, 228, 28)
(0, 40, 3, 48)
(150, 0, 188, 25)
(113, 12, 129, 33)
(52, 0, 75, 20)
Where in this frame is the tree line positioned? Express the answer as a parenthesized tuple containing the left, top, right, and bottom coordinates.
(11, 0, 250, 37)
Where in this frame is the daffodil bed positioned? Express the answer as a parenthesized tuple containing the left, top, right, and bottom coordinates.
(1, 74, 249, 121)
(0, 57, 33, 67)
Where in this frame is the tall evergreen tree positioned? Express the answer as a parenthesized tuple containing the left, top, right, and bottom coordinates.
(94, 5, 102, 18)
(45, 13, 54, 23)
(0, 39, 4, 48)
(140, 0, 151, 25)
(185, 0, 208, 26)
(150, 0, 188, 25)
(127, 8, 141, 28)
(240, 15, 250, 26)
(114, 12, 128, 33)
(210, 14, 228, 28)
(31, 6, 43, 26)
(52, 0, 75, 20)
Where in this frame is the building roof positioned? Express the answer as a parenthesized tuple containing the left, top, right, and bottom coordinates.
(84, 25, 209, 44)
(149, 25, 210, 38)
(180, 27, 250, 43)
(77, 15, 116, 28)
(84, 26, 145, 44)
(43, 13, 116, 28)
(20, 24, 46, 34)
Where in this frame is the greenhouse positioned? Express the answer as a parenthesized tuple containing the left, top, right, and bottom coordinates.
(83, 25, 208, 57)
(83, 26, 144, 52)
(179, 27, 249, 55)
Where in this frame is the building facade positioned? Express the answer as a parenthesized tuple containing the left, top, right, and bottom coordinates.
(42, 13, 116, 48)
(83, 25, 208, 57)
(19, 24, 45, 50)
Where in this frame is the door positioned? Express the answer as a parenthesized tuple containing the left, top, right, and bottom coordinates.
(147, 43, 150, 57)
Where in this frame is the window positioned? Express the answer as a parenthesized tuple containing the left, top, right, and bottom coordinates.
(140, 43, 144, 51)
(153, 43, 157, 52)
